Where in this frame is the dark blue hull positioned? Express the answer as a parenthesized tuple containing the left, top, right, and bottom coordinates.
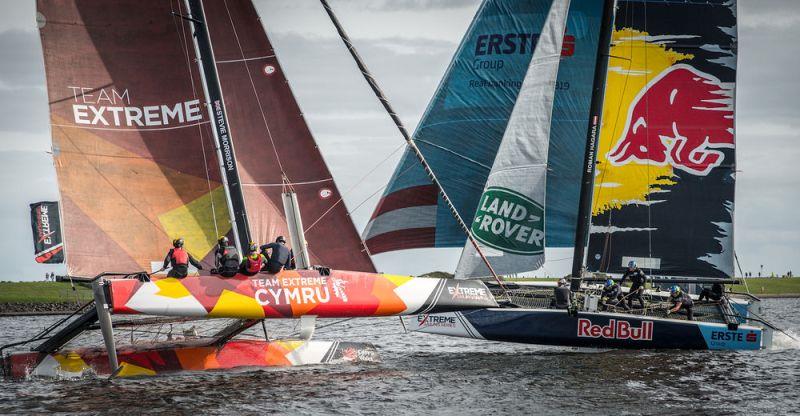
(412, 308, 764, 350)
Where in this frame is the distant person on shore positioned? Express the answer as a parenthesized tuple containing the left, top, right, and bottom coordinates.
(162, 238, 203, 278)
(667, 286, 694, 320)
(698, 282, 724, 302)
(551, 278, 572, 309)
(620, 260, 647, 310)
(260, 236, 293, 274)
(600, 279, 629, 311)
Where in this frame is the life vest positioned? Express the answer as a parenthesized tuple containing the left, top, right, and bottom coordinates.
(171, 248, 189, 265)
(245, 254, 263, 274)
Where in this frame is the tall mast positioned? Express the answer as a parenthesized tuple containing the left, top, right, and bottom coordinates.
(319, 0, 506, 289)
(183, 0, 252, 253)
(570, 0, 616, 291)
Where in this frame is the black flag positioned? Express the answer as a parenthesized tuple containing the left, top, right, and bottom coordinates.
(30, 201, 64, 264)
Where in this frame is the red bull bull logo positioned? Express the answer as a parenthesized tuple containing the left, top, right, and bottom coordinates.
(607, 64, 734, 176)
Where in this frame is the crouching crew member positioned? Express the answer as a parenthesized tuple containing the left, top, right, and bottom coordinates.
(600, 279, 630, 311)
(620, 260, 647, 310)
(162, 238, 203, 278)
(667, 286, 694, 320)
(215, 237, 241, 278)
(698, 282, 724, 302)
(551, 278, 572, 309)
(240, 243, 267, 276)
(260, 236, 292, 274)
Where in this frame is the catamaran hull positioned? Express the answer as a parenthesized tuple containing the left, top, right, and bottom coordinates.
(107, 270, 497, 319)
(2, 339, 379, 379)
(411, 309, 764, 350)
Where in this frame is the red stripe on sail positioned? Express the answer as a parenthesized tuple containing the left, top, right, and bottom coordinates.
(365, 227, 436, 254)
(371, 185, 439, 219)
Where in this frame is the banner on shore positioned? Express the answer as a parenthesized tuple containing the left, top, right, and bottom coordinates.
(30, 201, 64, 264)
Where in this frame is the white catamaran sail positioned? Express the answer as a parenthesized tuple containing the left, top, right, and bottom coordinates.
(455, 0, 571, 278)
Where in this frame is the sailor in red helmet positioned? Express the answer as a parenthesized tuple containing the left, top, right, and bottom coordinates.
(162, 237, 204, 278)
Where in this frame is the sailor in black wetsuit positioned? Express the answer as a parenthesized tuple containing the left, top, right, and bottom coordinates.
(551, 278, 572, 309)
(162, 238, 203, 278)
(260, 236, 292, 274)
(620, 260, 647, 310)
(698, 282, 724, 302)
(667, 285, 694, 320)
(600, 279, 629, 311)
(213, 237, 241, 278)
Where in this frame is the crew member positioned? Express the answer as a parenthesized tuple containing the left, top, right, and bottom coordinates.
(600, 279, 629, 311)
(551, 278, 572, 309)
(667, 285, 694, 320)
(260, 236, 292, 274)
(698, 282, 724, 302)
(240, 243, 266, 276)
(162, 238, 203, 278)
(620, 260, 648, 310)
(215, 237, 241, 278)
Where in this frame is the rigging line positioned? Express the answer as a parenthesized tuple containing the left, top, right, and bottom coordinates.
(173, 0, 220, 238)
(303, 142, 406, 234)
(221, 0, 286, 177)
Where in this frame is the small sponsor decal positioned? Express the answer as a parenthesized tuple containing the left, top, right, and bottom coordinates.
(577, 318, 653, 341)
(263, 65, 275, 75)
(319, 188, 332, 199)
(417, 314, 457, 328)
(471, 187, 544, 255)
(708, 330, 757, 343)
(446, 283, 490, 301)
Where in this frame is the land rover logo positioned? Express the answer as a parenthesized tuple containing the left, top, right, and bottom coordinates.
(471, 187, 544, 255)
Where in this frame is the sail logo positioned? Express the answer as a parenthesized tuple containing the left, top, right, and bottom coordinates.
(577, 319, 653, 341)
(68, 86, 203, 128)
(474, 34, 575, 57)
(471, 187, 544, 255)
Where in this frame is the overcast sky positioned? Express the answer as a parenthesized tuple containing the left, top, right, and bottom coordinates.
(0, 0, 797, 281)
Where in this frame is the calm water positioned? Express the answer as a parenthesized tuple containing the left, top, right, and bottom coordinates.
(1, 298, 798, 415)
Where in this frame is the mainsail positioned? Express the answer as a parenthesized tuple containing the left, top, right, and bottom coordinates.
(363, 0, 603, 254)
(200, 1, 375, 272)
(587, 0, 738, 278)
(37, 0, 374, 277)
(456, 0, 571, 278)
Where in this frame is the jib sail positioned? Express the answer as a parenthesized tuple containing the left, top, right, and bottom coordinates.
(456, 0, 571, 278)
(587, 0, 738, 278)
(363, 0, 603, 255)
(199, 0, 375, 272)
(29, 201, 64, 264)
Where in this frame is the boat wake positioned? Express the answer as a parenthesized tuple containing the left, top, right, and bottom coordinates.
(771, 330, 800, 350)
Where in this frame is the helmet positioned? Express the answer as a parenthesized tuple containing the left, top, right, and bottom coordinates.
(276, 236, 286, 244)
(173, 238, 184, 248)
(249, 242, 258, 253)
(218, 236, 229, 245)
(605, 279, 614, 287)
(628, 260, 637, 269)
(558, 278, 567, 287)
(670, 285, 682, 296)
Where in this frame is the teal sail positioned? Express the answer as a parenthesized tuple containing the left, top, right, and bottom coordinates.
(363, 0, 603, 255)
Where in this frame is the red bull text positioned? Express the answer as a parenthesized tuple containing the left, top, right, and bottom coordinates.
(577, 318, 653, 341)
